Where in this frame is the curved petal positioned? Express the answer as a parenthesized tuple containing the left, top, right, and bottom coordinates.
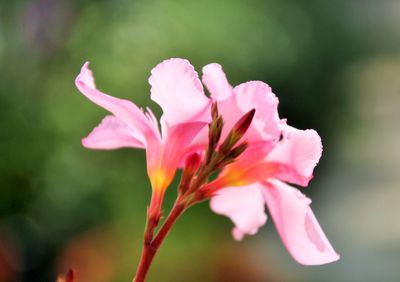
(161, 122, 208, 166)
(146, 121, 208, 191)
(82, 115, 144, 150)
(207, 143, 276, 190)
(149, 58, 211, 127)
(181, 125, 209, 158)
(266, 127, 322, 186)
(210, 184, 267, 241)
(226, 142, 274, 171)
(75, 62, 160, 146)
(262, 180, 340, 265)
(233, 81, 281, 142)
(202, 63, 233, 101)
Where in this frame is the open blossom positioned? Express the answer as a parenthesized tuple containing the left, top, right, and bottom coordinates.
(76, 58, 339, 268)
(199, 63, 340, 265)
(75, 59, 211, 214)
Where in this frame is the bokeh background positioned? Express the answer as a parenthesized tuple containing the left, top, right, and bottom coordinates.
(1, 0, 399, 281)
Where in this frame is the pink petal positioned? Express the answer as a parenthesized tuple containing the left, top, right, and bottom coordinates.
(146, 121, 208, 191)
(82, 115, 144, 150)
(226, 142, 275, 171)
(202, 63, 233, 101)
(160, 121, 209, 171)
(210, 184, 267, 240)
(181, 125, 209, 158)
(214, 91, 244, 141)
(266, 127, 322, 186)
(196, 68, 282, 149)
(207, 143, 277, 190)
(233, 81, 281, 142)
(75, 62, 160, 146)
(201, 64, 252, 146)
(149, 58, 211, 127)
(262, 180, 340, 265)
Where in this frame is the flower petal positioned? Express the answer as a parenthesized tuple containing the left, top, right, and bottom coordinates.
(207, 143, 276, 190)
(146, 121, 208, 191)
(82, 115, 144, 150)
(266, 127, 322, 186)
(262, 180, 340, 265)
(149, 58, 211, 127)
(195, 68, 282, 150)
(75, 62, 159, 146)
(202, 63, 233, 101)
(233, 81, 281, 142)
(210, 183, 267, 240)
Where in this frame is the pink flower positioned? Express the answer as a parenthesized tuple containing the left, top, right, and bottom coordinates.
(75, 59, 211, 214)
(76, 58, 339, 266)
(200, 64, 340, 265)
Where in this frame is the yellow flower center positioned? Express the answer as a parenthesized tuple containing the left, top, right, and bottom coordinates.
(150, 169, 170, 192)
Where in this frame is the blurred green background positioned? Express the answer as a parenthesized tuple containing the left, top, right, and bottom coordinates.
(1, 0, 399, 281)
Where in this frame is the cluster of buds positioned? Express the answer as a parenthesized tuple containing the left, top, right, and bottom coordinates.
(178, 103, 256, 205)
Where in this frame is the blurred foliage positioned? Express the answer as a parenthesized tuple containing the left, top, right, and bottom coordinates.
(0, 0, 397, 281)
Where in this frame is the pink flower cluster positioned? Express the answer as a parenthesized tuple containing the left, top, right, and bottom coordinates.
(76, 58, 339, 265)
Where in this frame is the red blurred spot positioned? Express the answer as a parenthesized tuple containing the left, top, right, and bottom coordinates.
(56, 268, 75, 282)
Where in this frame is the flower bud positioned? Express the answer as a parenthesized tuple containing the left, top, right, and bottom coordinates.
(209, 117, 223, 146)
(206, 104, 224, 164)
(211, 102, 219, 120)
(216, 142, 248, 169)
(228, 142, 248, 160)
(179, 153, 201, 194)
(219, 109, 255, 154)
(184, 152, 201, 174)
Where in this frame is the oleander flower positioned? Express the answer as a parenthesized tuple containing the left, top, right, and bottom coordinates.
(75, 59, 211, 215)
(199, 63, 340, 265)
(75, 58, 339, 268)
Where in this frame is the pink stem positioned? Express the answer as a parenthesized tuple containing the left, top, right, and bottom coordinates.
(133, 201, 186, 282)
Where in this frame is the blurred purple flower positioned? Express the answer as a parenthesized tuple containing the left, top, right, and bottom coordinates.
(22, 0, 74, 54)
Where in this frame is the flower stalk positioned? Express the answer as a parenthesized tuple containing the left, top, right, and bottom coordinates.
(133, 199, 185, 282)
